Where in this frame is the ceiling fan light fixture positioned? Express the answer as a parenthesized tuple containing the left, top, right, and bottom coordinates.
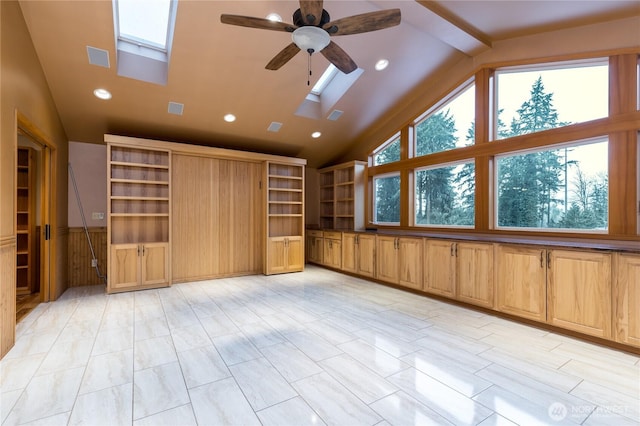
(291, 26, 330, 53)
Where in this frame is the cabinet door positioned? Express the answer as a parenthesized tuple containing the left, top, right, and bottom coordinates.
(424, 240, 456, 297)
(323, 239, 342, 269)
(342, 233, 357, 273)
(357, 234, 376, 278)
(398, 238, 423, 290)
(142, 243, 170, 286)
(266, 237, 287, 275)
(286, 237, 304, 272)
(376, 236, 399, 284)
(614, 254, 640, 347)
(308, 236, 323, 264)
(457, 243, 494, 308)
(110, 244, 140, 290)
(496, 245, 547, 321)
(548, 250, 611, 339)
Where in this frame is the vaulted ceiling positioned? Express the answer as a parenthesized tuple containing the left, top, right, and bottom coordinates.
(18, 1, 639, 167)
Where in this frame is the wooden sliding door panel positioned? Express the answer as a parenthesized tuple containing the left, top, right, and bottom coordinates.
(172, 154, 215, 281)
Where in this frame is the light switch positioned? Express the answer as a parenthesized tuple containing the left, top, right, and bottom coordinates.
(92, 212, 105, 220)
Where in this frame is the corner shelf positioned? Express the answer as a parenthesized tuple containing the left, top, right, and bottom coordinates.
(317, 161, 366, 231)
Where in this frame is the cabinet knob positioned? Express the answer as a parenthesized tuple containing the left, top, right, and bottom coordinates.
(540, 251, 544, 268)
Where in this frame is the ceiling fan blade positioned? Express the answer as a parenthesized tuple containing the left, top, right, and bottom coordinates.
(321, 41, 357, 74)
(266, 43, 301, 70)
(220, 14, 295, 32)
(299, 0, 324, 25)
(324, 9, 401, 36)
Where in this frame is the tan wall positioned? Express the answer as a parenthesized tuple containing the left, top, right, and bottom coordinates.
(68, 141, 107, 228)
(340, 15, 640, 162)
(1, 1, 69, 358)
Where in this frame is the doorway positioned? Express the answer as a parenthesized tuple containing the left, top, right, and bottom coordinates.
(15, 113, 56, 322)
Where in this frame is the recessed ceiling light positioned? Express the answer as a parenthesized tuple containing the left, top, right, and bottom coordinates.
(224, 113, 236, 122)
(375, 59, 389, 71)
(311, 131, 321, 138)
(266, 13, 282, 22)
(93, 88, 112, 100)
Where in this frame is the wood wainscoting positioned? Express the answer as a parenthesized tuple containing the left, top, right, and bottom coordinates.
(68, 227, 107, 287)
(1, 236, 17, 358)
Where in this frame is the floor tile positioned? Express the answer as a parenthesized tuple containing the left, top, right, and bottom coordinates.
(338, 339, 410, 377)
(36, 338, 93, 376)
(240, 322, 286, 349)
(256, 396, 326, 426)
(285, 329, 343, 362)
(189, 378, 261, 425)
(68, 383, 132, 425)
(388, 367, 493, 425)
(293, 372, 381, 425)
(229, 357, 298, 411)
(1, 389, 23, 423)
(211, 332, 262, 366)
(199, 312, 239, 338)
(133, 362, 189, 420)
(570, 380, 640, 422)
(177, 345, 230, 388)
(92, 326, 133, 356)
(79, 349, 133, 395)
(134, 317, 170, 341)
(133, 404, 197, 426)
(0, 353, 45, 392)
(134, 335, 177, 370)
(170, 323, 212, 352)
(370, 391, 453, 426)
(319, 353, 397, 404)
(259, 341, 323, 383)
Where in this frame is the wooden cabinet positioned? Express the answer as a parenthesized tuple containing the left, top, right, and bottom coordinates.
(548, 250, 611, 339)
(614, 253, 640, 347)
(376, 236, 422, 290)
(318, 161, 366, 230)
(267, 236, 303, 274)
(424, 240, 456, 298)
(16, 147, 35, 295)
(110, 243, 169, 291)
(322, 231, 342, 269)
(424, 240, 494, 308)
(496, 245, 547, 321)
(342, 233, 376, 278)
(306, 230, 323, 264)
(107, 144, 171, 293)
(456, 242, 494, 308)
(265, 162, 304, 275)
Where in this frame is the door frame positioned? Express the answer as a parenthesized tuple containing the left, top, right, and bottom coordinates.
(16, 111, 57, 303)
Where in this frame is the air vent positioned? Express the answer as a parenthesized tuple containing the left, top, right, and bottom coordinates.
(268, 122, 283, 132)
(327, 109, 344, 121)
(168, 102, 184, 115)
(87, 46, 110, 68)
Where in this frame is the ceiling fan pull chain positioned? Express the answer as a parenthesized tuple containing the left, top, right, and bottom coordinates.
(307, 49, 313, 86)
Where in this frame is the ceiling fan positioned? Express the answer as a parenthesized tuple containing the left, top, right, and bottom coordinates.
(220, 1, 401, 75)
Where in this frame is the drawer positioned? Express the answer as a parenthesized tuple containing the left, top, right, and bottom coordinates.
(323, 231, 342, 240)
(307, 230, 324, 237)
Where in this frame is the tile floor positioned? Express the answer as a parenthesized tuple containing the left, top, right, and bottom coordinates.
(1, 265, 639, 425)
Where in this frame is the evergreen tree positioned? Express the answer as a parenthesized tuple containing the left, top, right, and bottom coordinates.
(373, 139, 401, 222)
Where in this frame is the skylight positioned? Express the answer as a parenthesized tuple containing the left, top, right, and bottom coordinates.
(310, 64, 339, 96)
(116, 0, 174, 51)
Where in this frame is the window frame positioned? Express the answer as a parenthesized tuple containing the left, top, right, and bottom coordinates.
(372, 172, 402, 225)
(371, 133, 401, 167)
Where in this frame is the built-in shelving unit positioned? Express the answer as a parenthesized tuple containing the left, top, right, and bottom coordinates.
(318, 161, 366, 231)
(107, 144, 171, 292)
(265, 162, 304, 274)
(16, 147, 34, 295)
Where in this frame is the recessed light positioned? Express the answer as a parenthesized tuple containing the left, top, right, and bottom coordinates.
(266, 13, 282, 22)
(93, 88, 112, 100)
(311, 131, 321, 138)
(224, 113, 236, 122)
(375, 59, 389, 71)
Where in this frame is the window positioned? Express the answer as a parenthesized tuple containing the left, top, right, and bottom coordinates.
(310, 65, 339, 96)
(495, 60, 608, 140)
(496, 139, 608, 230)
(116, 0, 174, 50)
(415, 161, 475, 226)
(373, 135, 401, 166)
(374, 174, 400, 224)
(415, 84, 475, 156)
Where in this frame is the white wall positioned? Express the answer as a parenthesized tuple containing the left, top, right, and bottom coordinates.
(68, 141, 106, 228)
